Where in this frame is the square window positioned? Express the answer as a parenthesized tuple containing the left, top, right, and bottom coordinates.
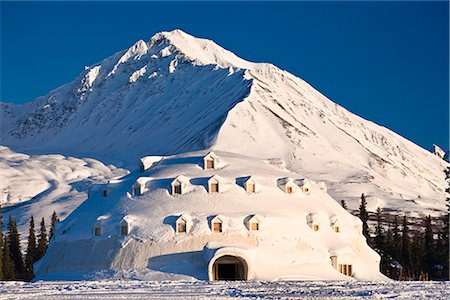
(251, 222, 259, 231)
(213, 222, 222, 233)
(121, 225, 128, 235)
(177, 222, 186, 233)
(95, 227, 101, 236)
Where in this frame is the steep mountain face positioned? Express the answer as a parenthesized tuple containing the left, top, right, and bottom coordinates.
(1, 29, 447, 215)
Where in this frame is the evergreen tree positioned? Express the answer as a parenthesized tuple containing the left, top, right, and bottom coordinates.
(443, 166, 450, 280)
(24, 216, 37, 280)
(2, 235, 14, 280)
(374, 207, 384, 251)
(411, 230, 424, 280)
(49, 211, 59, 240)
(36, 217, 48, 261)
(340, 200, 347, 210)
(0, 205, 3, 280)
(401, 216, 413, 278)
(7, 214, 24, 279)
(423, 215, 434, 277)
(359, 193, 370, 240)
(392, 216, 402, 263)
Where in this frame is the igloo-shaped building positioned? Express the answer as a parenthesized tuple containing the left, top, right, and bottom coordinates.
(37, 151, 385, 281)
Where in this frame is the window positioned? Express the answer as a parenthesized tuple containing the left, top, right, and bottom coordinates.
(206, 159, 214, 169)
(247, 183, 255, 193)
(338, 264, 353, 276)
(134, 187, 140, 196)
(251, 222, 259, 231)
(177, 221, 186, 233)
(120, 225, 128, 235)
(210, 183, 219, 193)
(334, 226, 340, 233)
(103, 190, 107, 197)
(173, 184, 182, 194)
(313, 224, 319, 231)
(287, 186, 293, 193)
(213, 222, 222, 233)
(304, 187, 309, 193)
(94, 227, 101, 236)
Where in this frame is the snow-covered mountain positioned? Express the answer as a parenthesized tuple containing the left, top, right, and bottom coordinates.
(1, 29, 447, 217)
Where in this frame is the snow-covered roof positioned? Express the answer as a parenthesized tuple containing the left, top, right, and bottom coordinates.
(171, 175, 190, 185)
(176, 213, 192, 223)
(208, 175, 221, 183)
(244, 176, 255, 184)
(204, 151, 218, 161)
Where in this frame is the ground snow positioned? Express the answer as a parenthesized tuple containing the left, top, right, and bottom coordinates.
(0, 280, 448, 299)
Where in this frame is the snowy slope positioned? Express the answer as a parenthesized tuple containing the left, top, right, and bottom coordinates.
(0, 146, 128, 233)
(36, 151, 383, 281)
(0, 29, 447, 217)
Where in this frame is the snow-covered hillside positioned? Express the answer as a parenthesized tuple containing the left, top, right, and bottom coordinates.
(36, 151, 384, 280)
(0, 29, 447, 217)
(0, 146, 128, 233)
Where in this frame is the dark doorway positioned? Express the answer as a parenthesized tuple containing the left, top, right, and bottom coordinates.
(212, 255, 247, 281)
(218, 264, 237, 280)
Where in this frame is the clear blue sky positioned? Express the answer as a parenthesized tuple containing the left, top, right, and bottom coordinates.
(1, 1, 448, 151)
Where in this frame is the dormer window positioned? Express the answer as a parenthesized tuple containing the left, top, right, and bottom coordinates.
(313, 224, 319, 231)
(251, 222, 259, 231)
(245, 214, 262, 231)
(203, 151, 219, 170)
(287, 186, 293, 193)
(213, 221, 222, 233)
(94, 227, 101, 236)
(120, 225, 128, 235)
(175, 214, 191, 234)
(177, 219, 187, 233)
(171, 176, 189, 195)
(206, 159, 215, 169)
(208, 176, 221, 194)
(244, 177, 256, 194)
(211, 215, 224, 233)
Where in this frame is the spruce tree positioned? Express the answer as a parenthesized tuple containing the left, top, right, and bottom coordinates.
(392, 216, 402, 263)
(374, 207, 384, 251)
(49, 211, 59, 240)
(443, 166, 450, 280)
(0, 205, 3, 280)
(411, 230, 424, 280)
(7, 214, 24, 279)
(24, 216, 37, 280)
(423, 215, 434, 278)
(340, 200, 347, 210)
(359, 193, 370, 240)
(401, 216, 412, 278)
(2, 235, 14, 280)
(36, 217, 48, 261)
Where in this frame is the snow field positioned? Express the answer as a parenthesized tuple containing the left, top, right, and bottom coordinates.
(0, 280, 448, 299)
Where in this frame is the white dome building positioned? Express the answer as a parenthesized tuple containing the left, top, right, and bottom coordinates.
(37, 151, 384, 281)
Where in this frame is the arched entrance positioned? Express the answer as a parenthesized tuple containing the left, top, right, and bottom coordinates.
(211, 255, 248, 281)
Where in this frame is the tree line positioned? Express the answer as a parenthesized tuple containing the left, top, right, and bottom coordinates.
(343, 181, 449, 280)
(0, 206, 58, 281)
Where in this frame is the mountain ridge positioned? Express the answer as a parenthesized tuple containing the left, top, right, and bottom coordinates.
(0, 29, 447, 216)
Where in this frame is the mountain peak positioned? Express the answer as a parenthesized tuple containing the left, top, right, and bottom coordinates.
(149, 29, 254, 69)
